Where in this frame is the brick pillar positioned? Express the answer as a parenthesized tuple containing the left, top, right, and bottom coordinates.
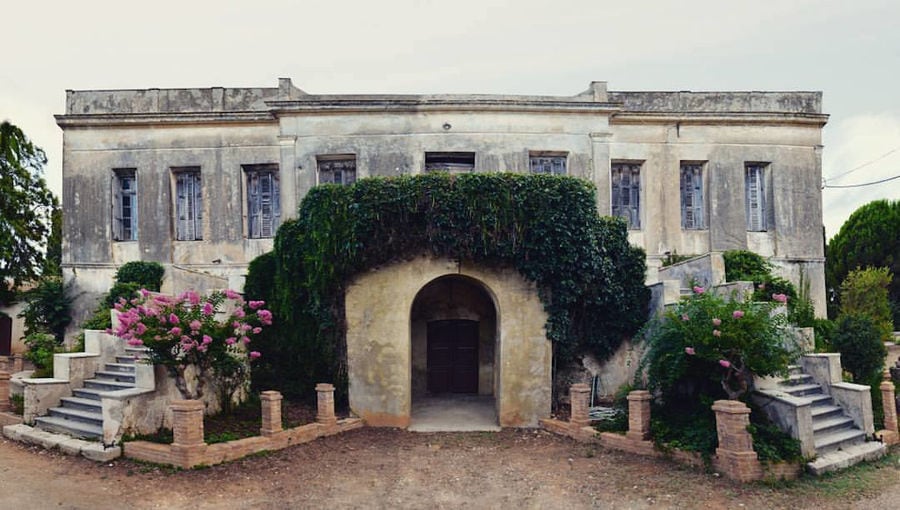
(626, 390, 652, 441)
(316, 383, 337, 428)
(712, 400, 762, 482)
(881, 369, 898, 441)
(0, 372, 10, 412)
(570, 383, 591, 428)
(170, 400, 206, 468)
(260, 390, 283, 436)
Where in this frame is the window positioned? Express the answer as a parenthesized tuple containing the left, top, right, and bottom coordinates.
(317, 155, 357, 185)
(611, 162, 641, 229)
(680, 163, 706, 230)
(113, 169, 137, 241)
(529, 153, 567, 175)
(174, 168, 202, 241)
(745, 163, 768, 231)
(245, 164, 281, 239)
(425, 152, 475, 173)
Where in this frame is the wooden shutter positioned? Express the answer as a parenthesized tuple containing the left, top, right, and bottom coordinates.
(745, 165, 766, 231)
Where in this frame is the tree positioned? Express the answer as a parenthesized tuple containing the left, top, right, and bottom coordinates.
(826, 199, 900, 322)
(0, 121, 57, 304)
(839, 267, 894, 343)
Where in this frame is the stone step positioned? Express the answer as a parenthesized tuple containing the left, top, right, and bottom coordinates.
(115, 356, 136, 365)
(83, 379, 134, 392)
(807, 441, 887, 475)
(780, 373, 813, 385)
(94, 370, 136, 383)
(72, 388, 105, 401)
(807, 393, 833, 406)
(787, 364, 802, 376)
(48, 407, 103, 426)
(810, 404, 844, 419)
(812, 415, 856, 434)
(782, 383, 823, 397)
(59, 396, 102, 413)
(814, 427, 867, 454)
(104, 362, 136, 373)
(34, 415, 102, 439)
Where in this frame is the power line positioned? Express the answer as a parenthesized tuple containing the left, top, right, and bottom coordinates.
(824, 145, 900, 182)
(823, 173, 900, 189)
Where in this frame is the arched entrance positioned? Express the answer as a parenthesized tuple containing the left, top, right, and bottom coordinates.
(409, 275, 498, 431)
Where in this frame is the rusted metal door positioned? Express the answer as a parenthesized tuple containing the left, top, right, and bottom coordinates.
(427, 319, 478, 394)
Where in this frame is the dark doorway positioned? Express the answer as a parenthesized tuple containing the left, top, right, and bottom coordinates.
(0, 315, 12, 356)
(427, 319, 479, 394)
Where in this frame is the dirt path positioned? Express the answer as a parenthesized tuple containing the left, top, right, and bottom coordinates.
(1, 429, 898, 509)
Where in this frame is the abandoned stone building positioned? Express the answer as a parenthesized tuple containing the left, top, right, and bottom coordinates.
(56, 79, 828, 426)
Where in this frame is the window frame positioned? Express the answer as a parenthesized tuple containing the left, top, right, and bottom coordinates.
(244, 164, 281, 239)
(528, 151, 568, 175)
(316, 154, 357, 185)
(172, 167, 203, 241)
(424, 152, 476, 173)
(680, 162, 707, 230)
(745, 162, 768, 232)
(610, 161, 642, 230)
(112, 168, 138, 241)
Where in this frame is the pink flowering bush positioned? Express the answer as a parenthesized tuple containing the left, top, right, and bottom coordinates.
(112, 289, 272, 402)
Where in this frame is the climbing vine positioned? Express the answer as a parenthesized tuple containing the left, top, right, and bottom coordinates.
(246, 173, 649, 400)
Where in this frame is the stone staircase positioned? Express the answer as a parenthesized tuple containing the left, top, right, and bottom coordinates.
(33, 350, 142, 440)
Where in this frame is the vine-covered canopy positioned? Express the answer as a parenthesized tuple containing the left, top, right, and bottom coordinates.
(245, 172, 649, 399)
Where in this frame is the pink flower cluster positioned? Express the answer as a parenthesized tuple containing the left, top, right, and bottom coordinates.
(772, 293, 788, 304)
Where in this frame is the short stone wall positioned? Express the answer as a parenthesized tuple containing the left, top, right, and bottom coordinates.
(0, 371, 23, 426)
(540, 384, 802, 482)
(124, 384, 363, 469)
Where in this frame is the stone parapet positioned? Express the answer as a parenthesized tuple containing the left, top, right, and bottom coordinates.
(878, 370, 898, 445)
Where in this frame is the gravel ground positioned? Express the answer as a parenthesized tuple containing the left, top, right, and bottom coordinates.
(0, 428, 898, 509)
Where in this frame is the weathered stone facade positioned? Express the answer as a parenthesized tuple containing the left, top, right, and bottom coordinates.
(56, 78, 828, 322)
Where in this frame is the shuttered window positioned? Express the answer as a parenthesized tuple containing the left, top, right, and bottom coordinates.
(745, 163, 768, 231)
(317, 156, 357, 185)
(611, 162, 641, 229)
(174, 169, 202, 241)
(529, 154, 567, 175)
(112, 169, 137, 241)
(246, 165, 281, 239)
(680, 163, 706, 230)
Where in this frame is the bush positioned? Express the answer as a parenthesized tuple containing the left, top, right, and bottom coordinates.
(813, 318, 836, 352)
(723, 250, 772, 282)
(831, 313, 886, 385)
(839, 267, 894, 343)
(723, 249, 801, 321)
(23, 332, 62, 377)
(114, 261, 165, 291)
(18, 276, 72, 343)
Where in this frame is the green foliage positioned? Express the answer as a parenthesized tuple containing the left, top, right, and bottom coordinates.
(826, 199, 900, 323)
(747, 410, 804, 463)
(42, 205, 62, 277)
(114, 261, 165, 291)
(723, 249, 800, 318)
(641, 289, 796, 402)
(813, 318, 836, 352)
(660, 251, 696, 268)
(839, 267, 894, 343)
(788, 269, 816, 328)
(9, 393, 24, 415)
(18, 276, 72, 343)
(0, 121, 57, 303)
(23, 332, 62, 377)
(830, 313, 886, 385)
(246, 173, 650, 400)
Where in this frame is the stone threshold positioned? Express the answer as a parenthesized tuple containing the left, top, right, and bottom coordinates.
(2, 423, 120, 462)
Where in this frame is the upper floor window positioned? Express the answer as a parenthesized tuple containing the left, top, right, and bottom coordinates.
(680, 162, 706, 230)
(529, 152, 567, 175)
(425, 152, 475, 173)
(317, 155, 357, 185)
(245, 164, 281, 239)
(112, 169, 137, 241)
(173, 168, 202, 241)
(745, 163, 768, 232)
(611, 162, 641, 229)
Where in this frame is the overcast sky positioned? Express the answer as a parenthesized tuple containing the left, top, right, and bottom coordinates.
(2, 0, 898, 239)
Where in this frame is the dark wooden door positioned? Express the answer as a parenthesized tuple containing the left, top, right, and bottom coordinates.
(427, 320, 478, 394)
(0, 315, 12, 356)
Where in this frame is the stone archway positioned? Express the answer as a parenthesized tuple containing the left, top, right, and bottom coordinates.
(344, 255, 551, 428)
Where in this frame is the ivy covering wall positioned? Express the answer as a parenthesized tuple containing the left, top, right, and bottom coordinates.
(245, 173, 650, 400)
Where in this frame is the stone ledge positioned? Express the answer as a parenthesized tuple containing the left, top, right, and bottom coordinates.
(0, 412, 23, 427)
(806, 442, 887, 476)
(2, 423, 121, 461)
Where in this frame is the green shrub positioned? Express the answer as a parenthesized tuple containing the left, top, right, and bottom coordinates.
(24, 332, 62, 377)
(839, 267, 894, 343)
(813, 318, 836, 352)
(723, 250, 772, 282)
(831, 313, 886, 385)
(114, 261, 165, 291)
(723, 249, 800, 320)
(246, 173, 650, 400)
(103, 281, 142, 308)
(18, 276, 72, 343)
(9, 394, 24, 415)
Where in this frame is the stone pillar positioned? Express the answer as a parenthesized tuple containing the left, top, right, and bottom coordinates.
(712, 400, 762, 482)
(569, 383, 591, 428)
(316, 383, 337, 428)
(13, 355, 23, 373)
(260, 390, 283, 436)
(626, 390, 652, 441)
(0, 372, 10, 412)
(170, 400, 206, 468)
(880, 370, 898, 444)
